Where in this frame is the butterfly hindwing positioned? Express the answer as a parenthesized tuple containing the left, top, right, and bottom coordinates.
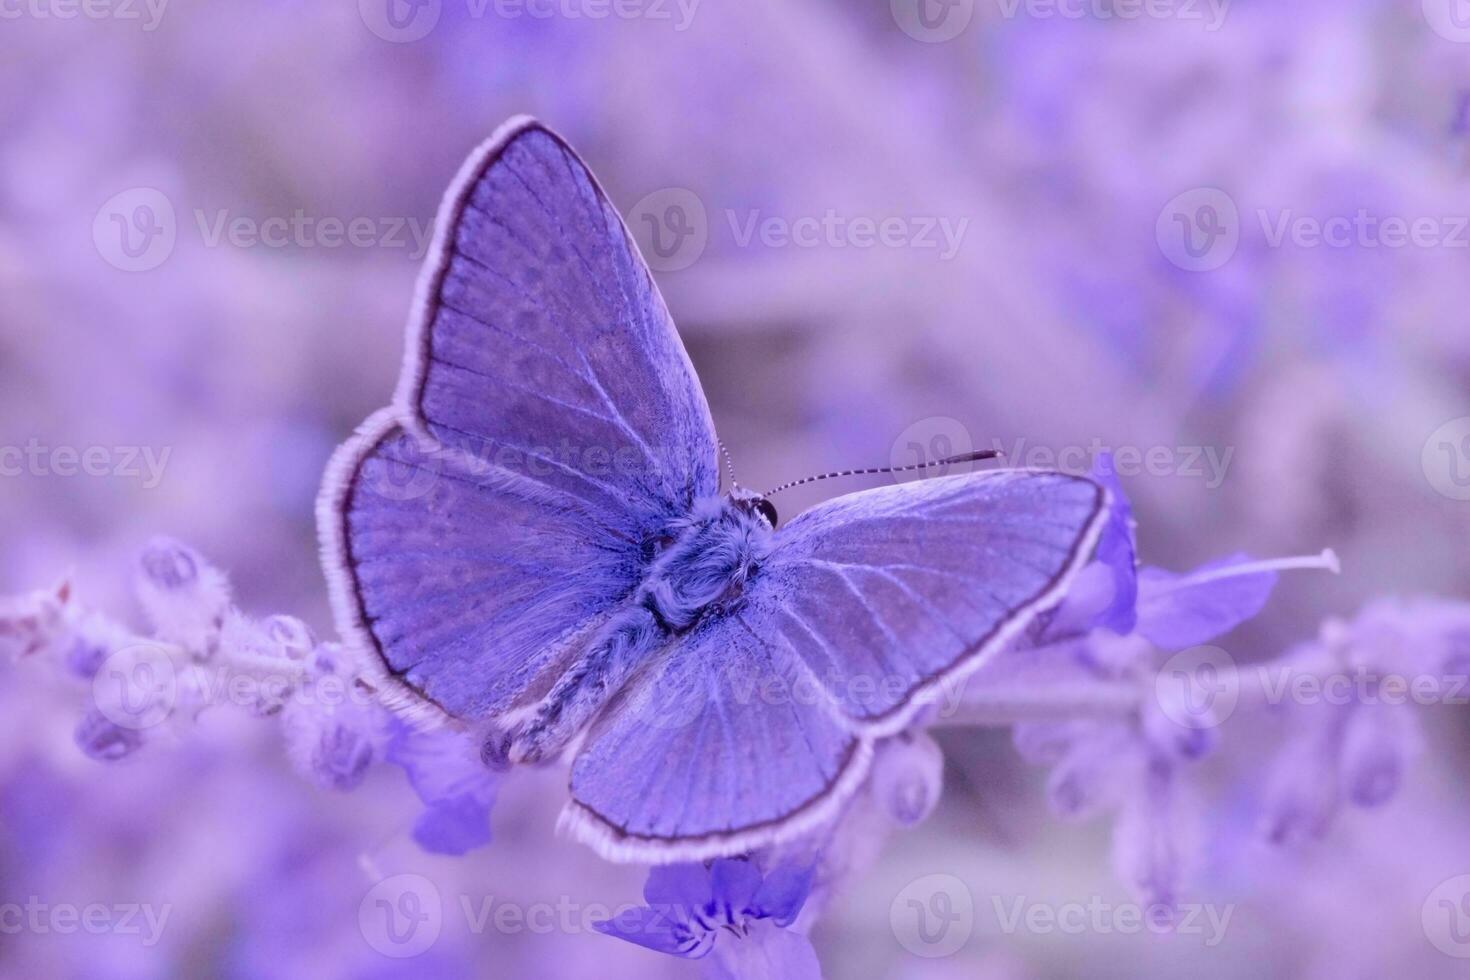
(565, 596, 868, 862)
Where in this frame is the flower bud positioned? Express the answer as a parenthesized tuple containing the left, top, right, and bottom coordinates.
(1338, 705, 1417, 808)
(871, 731, 944, 827)
(1045, 727, 1136, 821)
(75, 708, 145, 761)
(135, 538, 230, 655)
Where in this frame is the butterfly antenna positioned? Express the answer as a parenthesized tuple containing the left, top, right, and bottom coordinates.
(718, 439, 740, 491)
(764, 449, 1003, 498)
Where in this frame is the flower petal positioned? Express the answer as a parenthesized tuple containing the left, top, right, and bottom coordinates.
(411, 793, 493, 855)
(385, 722, 496, 803)
(1135, 554, 1277, 649)
(594, 906, 707, 958)
(709, 859, 763, 924)
(384, 721, 498, 854)
(643, 863, 712, 922)
(701, 922, 823, 980)
(751, 863, 814, 927)
(1090, 455, 1139, 634)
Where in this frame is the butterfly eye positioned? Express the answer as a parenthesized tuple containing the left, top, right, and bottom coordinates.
(753, 498, 778, 528)
(643, 532, 676, 561)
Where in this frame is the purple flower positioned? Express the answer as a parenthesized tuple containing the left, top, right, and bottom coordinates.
(595, 858, 818, 978)
(1003, 455, 1339, 909)
(1035, 455, 1328, 654)
(1258, 711, 1342, 845)
(1110, 756, 1195, 924)
(1254, 600, 1454, 843)
(385, 721, 499, 855)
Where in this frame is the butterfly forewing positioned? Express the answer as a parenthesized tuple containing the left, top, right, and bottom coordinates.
(766, 469, 1105, 730)
(320, 118, 719, 720)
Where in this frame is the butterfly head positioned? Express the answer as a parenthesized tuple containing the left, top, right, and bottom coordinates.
(728, 486, 778, 529)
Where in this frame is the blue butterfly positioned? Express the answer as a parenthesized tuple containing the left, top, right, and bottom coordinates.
(318, 118, 1106, 862)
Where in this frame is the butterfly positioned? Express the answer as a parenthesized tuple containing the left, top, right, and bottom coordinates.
(317, 117, 1107, 863)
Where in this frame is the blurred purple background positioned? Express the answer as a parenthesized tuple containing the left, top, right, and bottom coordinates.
(4, 1, 1470, 977)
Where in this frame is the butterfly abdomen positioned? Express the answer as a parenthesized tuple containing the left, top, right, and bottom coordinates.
(499, 604, 663, 766)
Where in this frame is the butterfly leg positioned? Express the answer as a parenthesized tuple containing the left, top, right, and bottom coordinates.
(494, 606, 664, 767)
